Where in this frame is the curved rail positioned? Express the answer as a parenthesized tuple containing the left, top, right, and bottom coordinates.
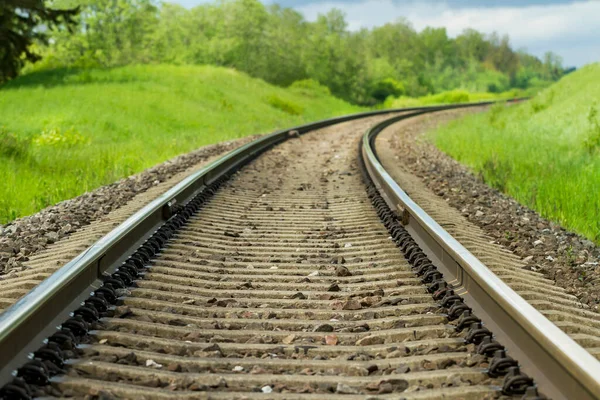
(361, 114, 600, 400)
(0, 102, 503, 387)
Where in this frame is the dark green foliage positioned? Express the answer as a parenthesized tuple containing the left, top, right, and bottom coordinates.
(9, 0, 564, 104)
(0, 0, 77, 83)
(371, 78, 405, 102)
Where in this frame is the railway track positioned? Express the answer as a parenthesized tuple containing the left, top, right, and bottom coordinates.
(0, 105, 599, 399)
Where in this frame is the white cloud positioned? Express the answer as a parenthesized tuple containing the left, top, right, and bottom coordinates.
(295, 0, 600, 66)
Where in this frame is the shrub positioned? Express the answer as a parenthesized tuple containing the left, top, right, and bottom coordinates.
(266, 95, 304, 115)
(371, 78, 405, 102)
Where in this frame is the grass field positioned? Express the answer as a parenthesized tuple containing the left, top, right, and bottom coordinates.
(431, 63, 600, 242)
(0, 65, 363, 223)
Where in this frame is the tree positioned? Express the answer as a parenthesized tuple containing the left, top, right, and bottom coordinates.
(303, 9, 365, 100)
(543, 51, 563, 81)
(70, 0, 158, 66)
(419, 27, 455, 68)
(262, 4, 308, 85)
(26, 0, 563, 104)
(0, 0, 77, 83)
(486, 33, 519, 79)
(368, 20, 420, 73)
(456, 29, 489, 63)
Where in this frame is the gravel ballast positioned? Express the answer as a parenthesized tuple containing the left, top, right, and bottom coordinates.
(381, 108, 600, 312)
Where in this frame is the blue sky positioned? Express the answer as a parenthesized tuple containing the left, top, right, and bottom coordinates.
(170, 0, 599, 67)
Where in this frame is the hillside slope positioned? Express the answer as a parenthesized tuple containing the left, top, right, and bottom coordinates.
(432, 63, 600, 241)
(0, 65, 363, 223)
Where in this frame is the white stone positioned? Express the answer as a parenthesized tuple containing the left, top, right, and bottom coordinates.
(262, 386, 273, 394)
(145, 359, 163, 369)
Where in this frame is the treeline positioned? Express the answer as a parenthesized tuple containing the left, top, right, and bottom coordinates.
(36, 0, 564, 104)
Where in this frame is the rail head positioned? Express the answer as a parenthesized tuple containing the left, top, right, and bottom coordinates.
(361, 114, 600, 400)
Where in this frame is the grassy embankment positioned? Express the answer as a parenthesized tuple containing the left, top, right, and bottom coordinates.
(0, 65, 364, 223)
(431, 63, 600, 242)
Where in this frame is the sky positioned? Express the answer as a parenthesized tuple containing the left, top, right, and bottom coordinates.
(170, 0, 600, 67)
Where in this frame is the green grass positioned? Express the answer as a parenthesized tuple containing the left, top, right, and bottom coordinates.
(431, 63, 600, 242)
(0, 65, 363, 223)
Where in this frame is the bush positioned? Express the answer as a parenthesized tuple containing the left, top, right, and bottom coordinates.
(266, 95, 304, 115)
(371, 78, 405, 102)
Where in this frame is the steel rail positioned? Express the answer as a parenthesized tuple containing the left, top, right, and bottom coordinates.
(362, 114, 600, 400)
(0, 101, 506, 387)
